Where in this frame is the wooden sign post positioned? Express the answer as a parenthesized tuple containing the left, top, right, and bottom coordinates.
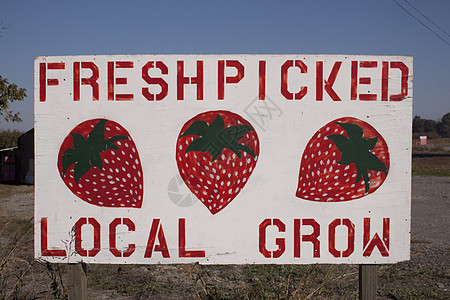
(359, 264, 377, 299)
(67, 263, 87, 300)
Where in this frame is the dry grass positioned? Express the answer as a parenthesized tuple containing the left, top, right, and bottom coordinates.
(412, 156, 450, 176)
(0, 184, 33, 199)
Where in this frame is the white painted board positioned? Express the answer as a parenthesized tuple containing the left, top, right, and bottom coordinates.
(35, 55, 412, 264)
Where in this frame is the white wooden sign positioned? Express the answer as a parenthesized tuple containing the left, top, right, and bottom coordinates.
(35, 55, 412, 264)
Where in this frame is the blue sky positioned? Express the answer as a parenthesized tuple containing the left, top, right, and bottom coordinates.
(1, 0, 449, 132)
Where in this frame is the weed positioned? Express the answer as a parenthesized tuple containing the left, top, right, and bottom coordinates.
(0, 217, 35, 299)
(45, 262, 67, 299)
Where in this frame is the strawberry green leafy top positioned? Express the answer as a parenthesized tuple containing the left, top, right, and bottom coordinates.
(327, 122, 387, 193)
(62, 119, 128, 183)
(180, 113, 255, 161)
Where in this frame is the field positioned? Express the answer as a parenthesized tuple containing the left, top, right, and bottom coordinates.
(0, 155, 449, 299)
(412, 138, 450, 176)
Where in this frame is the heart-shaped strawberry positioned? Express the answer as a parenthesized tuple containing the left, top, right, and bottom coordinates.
(296, 117, 389, 202)
(58, 119, 143, 208)
(176, 111, 260, 214)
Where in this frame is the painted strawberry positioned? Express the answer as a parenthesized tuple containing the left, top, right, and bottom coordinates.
(296, 117, 389, 202)
(58, 119, 143, 208)
(176, 110, 259, 215)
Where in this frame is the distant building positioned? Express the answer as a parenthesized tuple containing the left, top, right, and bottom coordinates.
(0, 147, 18, 182)
(18, 129, 34, 184)
(0, 128, 34, 184)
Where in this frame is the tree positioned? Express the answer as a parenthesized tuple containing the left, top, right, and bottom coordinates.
(437, 113, 450, 138)
(423, 119, 437, 132)
(0, 129, 23, 148)
(412, 115, 440, 139)
(412, 115, 424, 132)
(0, 21, 27, 123)
(0, 76, 27, 122)
(413, 113, 450, 139)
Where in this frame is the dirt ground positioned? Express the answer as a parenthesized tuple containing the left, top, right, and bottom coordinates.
(411, 176, 449, 248)
(0, 175, 449, 299)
